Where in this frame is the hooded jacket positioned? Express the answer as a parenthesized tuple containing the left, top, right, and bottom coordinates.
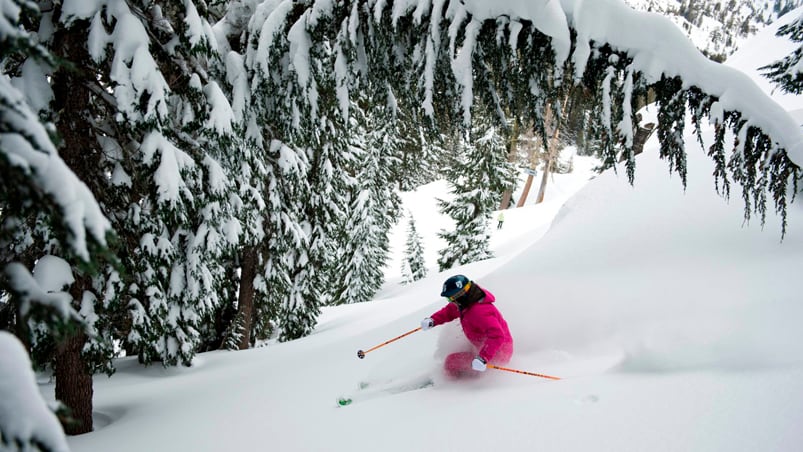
(430, 286, 513, 364)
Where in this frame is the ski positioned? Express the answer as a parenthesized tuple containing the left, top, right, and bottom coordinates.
(337, 377, 434, 407)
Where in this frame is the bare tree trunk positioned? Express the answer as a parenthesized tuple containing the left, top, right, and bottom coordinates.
(515, 128, 539, 207)
(55, 330, 93, 434)
(535, 102, 563, 205)
(535, 158, 554, 204)
(515, 175, 535, 208)
(234, 246, 258, 350)
(623, 121, 656, 161)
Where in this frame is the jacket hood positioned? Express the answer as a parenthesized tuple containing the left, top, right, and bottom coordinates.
(455, 283, 493, 309)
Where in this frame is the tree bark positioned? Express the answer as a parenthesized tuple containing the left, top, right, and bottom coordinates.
(55, 330, 93, 435)
(515, 128, 539, 207)
(535, 102, 563, 205)
(515, 175, 535, 208)
(234, 246, 258, 350)
(535, 158, 554, 204)
(624, 122, 656, 161)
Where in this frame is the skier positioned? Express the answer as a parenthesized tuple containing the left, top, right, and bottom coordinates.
(420, 275, 513, 379)
(497, 211, 505, 229)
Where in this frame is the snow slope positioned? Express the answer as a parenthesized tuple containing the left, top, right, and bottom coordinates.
(57, 7, 803, 452)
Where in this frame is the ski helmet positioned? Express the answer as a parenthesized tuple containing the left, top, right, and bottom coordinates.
(441, 274, 471, 299)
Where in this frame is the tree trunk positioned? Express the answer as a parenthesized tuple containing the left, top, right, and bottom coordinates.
(235, 246, 258, 350)
(515, 127, 539, 207)
(623, 122, 656, 161)
(55, 330, 93, 435)
(54, 276, 94, 435)
(535, 102, 563, 205)
(515, 174, 535, 208)
(50, 18, 104, 195)
(535, 158, 553, 204)
(48, 16, 98, 436)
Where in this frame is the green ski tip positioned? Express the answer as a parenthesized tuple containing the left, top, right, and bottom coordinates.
(337, 398, 352, 406)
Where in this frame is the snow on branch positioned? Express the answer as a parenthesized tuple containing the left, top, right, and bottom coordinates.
(0, 75, 110, 261)
(559, 0, 803, 166)
(63, 0, 171, 122)
(356, 0, 803, 163)
(255, 0, 801, 233)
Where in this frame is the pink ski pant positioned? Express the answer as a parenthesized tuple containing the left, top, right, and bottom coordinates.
(443, 345, 512, 379)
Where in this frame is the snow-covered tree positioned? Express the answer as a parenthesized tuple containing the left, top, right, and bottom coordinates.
(761, 13, 803, 94)
(328, 97, 404, 304)
(243, 3, 326, 341)
(0, 0, 111, 273)
(2, 2, 802, 437)
(0, 0, 119, 435)
(2, 0, 247, 432)
(437, 115, 516, 271)
(402, 212, 427, 284)
(395, 111, 445, 191)
(36, 0, 246, 368)
(206, 1, 272, 351)
(287, 1, 801, 236)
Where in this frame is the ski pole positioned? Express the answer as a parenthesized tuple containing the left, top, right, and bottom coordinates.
(488, 364, 561, 381)
(357, 327, 422, 359)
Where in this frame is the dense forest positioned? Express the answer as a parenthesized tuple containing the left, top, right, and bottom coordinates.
(1, 0, 801, 439)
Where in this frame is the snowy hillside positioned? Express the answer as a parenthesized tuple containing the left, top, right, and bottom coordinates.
(625, 0, 803, 59)
(58, 8, 803, 452)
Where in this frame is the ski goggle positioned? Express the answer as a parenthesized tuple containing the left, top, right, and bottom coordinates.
(445, 281, 471, 302)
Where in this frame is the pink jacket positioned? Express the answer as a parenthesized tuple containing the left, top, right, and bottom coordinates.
(430, 288, 513, 364)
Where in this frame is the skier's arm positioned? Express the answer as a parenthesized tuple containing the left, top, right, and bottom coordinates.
(430, 303, 459, 326)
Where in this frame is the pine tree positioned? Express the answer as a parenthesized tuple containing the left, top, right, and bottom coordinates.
(402, 213, 427, 283)
(243, 4, 332, 341)
(58, 0, 241, 367)
(437, 113, 517, 271)
(205, 1, 272, 351)
(761, 14, 803, 94)
(328, 98, 404, 304)
(2, 0, 247, 432)
(400, 259, 414, 285)
(0, 0, 117, 435)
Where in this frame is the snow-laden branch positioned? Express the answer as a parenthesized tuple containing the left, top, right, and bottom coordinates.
(1, 76, 110, 261)
(247, 0, 800, 233)
(458, 0, 803, 166)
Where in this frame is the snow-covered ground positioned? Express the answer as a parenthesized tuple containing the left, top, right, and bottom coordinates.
(44, 7, 803, 452)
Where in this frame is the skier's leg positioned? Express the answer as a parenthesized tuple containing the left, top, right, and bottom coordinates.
(443, 352, 479, 379)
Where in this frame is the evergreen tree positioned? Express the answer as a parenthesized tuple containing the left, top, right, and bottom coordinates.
(761, 14, 803, 94)
(328, 96, 404, 305)
(402, 212, 427, 284)
(2, 0, 244, 432)
(207, 1, 271, 351)
(243, 4, 331, 341)
(400, 259, 414, 285)
(0, 0, 116, 435)
(437, 114, 517, 271)
(53, 0, 241, 367)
